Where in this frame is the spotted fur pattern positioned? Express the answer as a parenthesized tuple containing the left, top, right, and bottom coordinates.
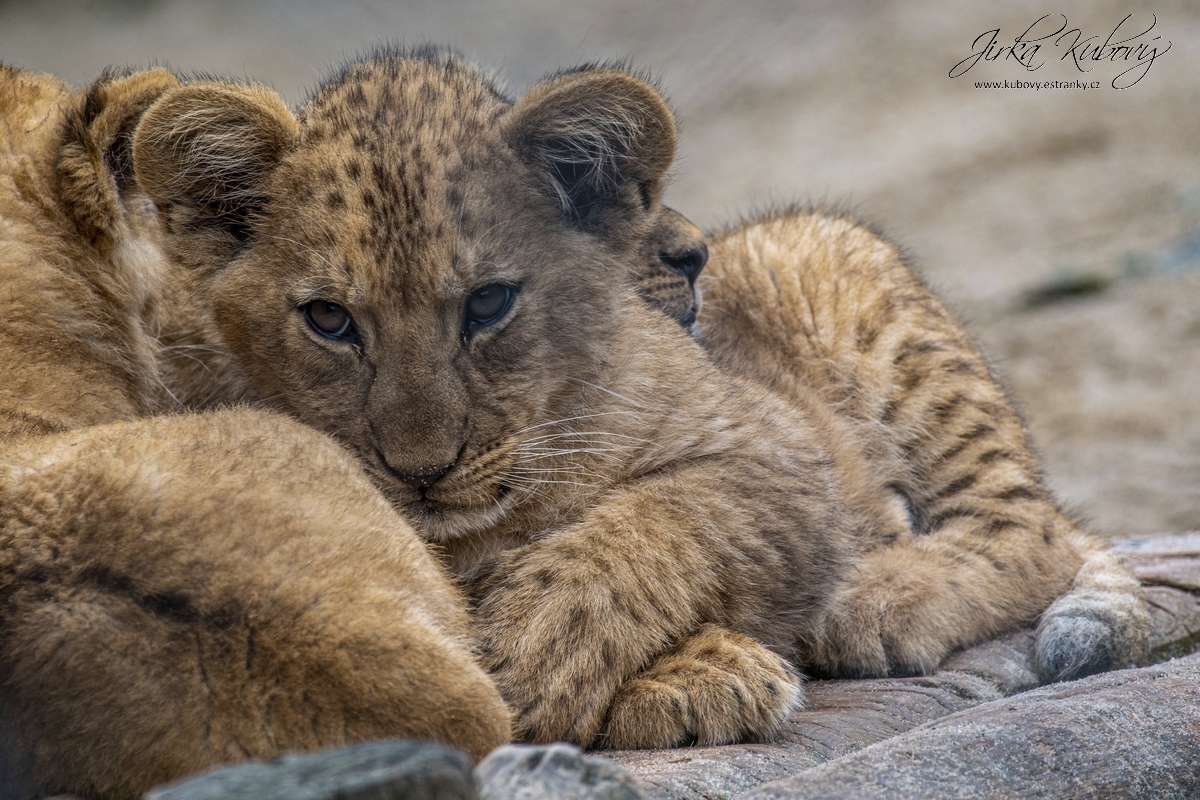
(131, 48, 1148, 755)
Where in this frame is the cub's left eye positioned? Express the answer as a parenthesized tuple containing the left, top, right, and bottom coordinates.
(464, 284, 516, 336)
(302, 300, 359, 343)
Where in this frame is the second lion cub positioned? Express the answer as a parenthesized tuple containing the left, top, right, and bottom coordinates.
(692, 210, 1149, 684)
(132, 49, 1145, 750)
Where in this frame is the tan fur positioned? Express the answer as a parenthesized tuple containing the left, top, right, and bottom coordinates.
(0, 65, 510, 799)
(133, 51, 845, 749)
(602, 624, 799, 748)
(129, 48, 1148, 756)
(693, 210, 1149, 681)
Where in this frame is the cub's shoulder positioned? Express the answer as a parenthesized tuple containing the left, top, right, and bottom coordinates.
(0, 65, 74, 159)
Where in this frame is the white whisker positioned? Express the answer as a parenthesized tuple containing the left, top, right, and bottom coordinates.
(519, 430, 654, 447)
(510, 410, 641, 437)
(571, 379, 648, 409)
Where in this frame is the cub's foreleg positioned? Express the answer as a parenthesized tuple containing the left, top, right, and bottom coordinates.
(468, 455, 849, 748)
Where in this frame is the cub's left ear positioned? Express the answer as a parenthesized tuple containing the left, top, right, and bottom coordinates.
(503, 68, 676, 242)
(57, 68, 181, 249)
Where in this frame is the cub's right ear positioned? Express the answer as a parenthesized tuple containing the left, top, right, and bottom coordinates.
(132, 83, 298, 254)
(503, 68, 676, 245)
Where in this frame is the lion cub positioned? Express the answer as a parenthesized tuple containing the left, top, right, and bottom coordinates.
(643, 206, 1149, 685)
(691, 210, 1149, 684)
(132, 49, 1144, 751)
(0, 65, 508, 800)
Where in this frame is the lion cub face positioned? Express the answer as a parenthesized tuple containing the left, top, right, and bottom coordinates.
(134, 52, 683, 539)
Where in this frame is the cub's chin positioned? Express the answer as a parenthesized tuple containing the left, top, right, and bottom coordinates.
(399, 490, 516, 545)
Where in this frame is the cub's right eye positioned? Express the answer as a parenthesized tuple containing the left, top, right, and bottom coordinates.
(463, 284, 517, 337)
(302, 301, 359, 343)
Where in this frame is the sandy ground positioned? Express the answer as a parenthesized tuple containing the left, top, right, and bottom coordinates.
(1, 0, 1197, 537)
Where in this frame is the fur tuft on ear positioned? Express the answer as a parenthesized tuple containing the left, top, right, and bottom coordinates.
(132, 82, 298, 246)
(56, 68, 180, 249)
(504, 68, 676, 239)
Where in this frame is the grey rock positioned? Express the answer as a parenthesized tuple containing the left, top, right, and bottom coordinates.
(606, 631, 1039, 800)
(476, 744, 644, 800)
(144, 740, 475, 800)
(744, 653, 1200, 800)
(610, 533, 1200, 799)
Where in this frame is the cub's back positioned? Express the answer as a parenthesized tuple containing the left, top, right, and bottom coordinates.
(697, 208, 1148, 681)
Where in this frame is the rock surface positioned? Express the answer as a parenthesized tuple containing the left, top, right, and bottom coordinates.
(606, 532, 1200, 799)
(744, 654, 1200, 800)
(144, 740, 475, 800)
(477, 744, 644, 800)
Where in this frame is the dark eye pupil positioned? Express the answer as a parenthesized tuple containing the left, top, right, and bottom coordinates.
(305, 301, 351, 337)
(467, 285, 510, 325)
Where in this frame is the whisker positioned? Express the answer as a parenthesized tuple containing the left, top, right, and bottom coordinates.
(247, 393, 286, 407)
(500, 476, 595, 489)
(570, 380, 648, 409)
(155, 374, 183, 408)
(510, 410, 641, 437)
(509, 465, 607, 479)
(519, 430, 654, 446)
(159, 342, 227, 353)
(165, 348, 215, 372)
(515, 451, 627, 464)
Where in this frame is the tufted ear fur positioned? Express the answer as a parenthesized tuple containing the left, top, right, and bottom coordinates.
(132, 82, 299, 262)
(503, 68, 676, 243)
(56, 68, 180, 250)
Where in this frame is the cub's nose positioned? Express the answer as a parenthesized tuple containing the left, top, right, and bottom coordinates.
(659, 244, 709, 284)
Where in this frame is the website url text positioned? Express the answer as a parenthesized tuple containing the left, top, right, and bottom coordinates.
(974, 79, 1103, 90)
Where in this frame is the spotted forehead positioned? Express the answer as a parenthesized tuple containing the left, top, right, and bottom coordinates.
(290, 56, 514, 302)
(301, 55, 509, 164)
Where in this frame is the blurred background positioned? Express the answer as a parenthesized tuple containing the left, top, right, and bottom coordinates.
(2, 0, 1197, 537)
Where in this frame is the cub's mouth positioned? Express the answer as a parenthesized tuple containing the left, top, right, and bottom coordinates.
(401, 490, 516, 543)
(355, 452, 486, 535)
(407, 496, 449, 520)
(380, 453, 520, 541)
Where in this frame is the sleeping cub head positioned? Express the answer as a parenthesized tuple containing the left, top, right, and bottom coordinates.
(134, 50, 691, 539)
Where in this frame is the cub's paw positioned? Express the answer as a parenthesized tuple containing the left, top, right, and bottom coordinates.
(810, 594, 945, 679)
(596, 624, 801, 749)
(1035, 613, 1116, 683)
(1034, 584, 1150, 683)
